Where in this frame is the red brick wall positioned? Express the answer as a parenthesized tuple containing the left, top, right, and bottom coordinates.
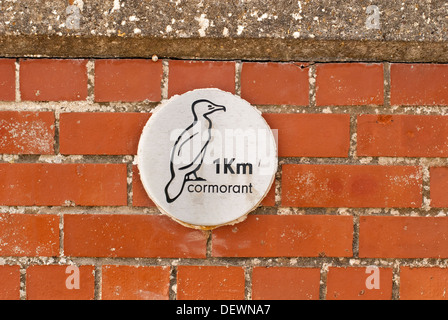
(0, 58, 447, 300)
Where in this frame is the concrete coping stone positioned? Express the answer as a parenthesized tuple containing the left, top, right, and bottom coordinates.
(1, 0, 447, 62)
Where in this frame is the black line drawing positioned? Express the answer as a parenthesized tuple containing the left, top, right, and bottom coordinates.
(165, 99, 226, 203)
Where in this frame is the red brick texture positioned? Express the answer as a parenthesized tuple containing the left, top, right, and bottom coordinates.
(132, 165, 156, 207)
(212, 215, 353, 257)
(0, 59, 16, 101)
(168, 60, 235, 97)
(0, 163, 127, 206)
(101, 265, 170, 300)
(0, 111, 55, 154)
(263, 113, 350, 157)
(358, 114, 448, 157)
(241, 62, 309, 106)
(94, 59, 162, 102)
(252, 267, 321, 300)
(64, 214, 207, 258)
(400, 267, 448, 300)
(20, 59, 88, 101)
(429, 167, 448, 208)
(359, 216, 448, 258)
(0, 213, 59, 257)
(390, 64, 448, 106)
(282, 164, 422, 208)
(0, 266, 21, 300)
(26, 265, 95, 300)
(177, 266, 245, 300)
(0, 59, 447, 300)
(315, 63, 384, 106)
(326, 267, 393, 300)
(59, 112, 150, 155)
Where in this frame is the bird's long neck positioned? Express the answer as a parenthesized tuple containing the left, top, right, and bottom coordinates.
(193, 115, 212, 129)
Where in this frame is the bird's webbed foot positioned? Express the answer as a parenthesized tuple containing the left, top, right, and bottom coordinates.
(186, 172, 206, 181)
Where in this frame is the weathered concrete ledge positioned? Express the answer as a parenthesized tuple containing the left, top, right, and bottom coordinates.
(2, 35, 448, 62)
(1, 0, 447, 62)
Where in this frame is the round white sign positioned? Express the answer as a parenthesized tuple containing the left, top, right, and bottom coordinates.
(137, 88, 277, 229)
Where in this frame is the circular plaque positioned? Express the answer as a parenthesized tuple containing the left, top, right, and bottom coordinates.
(137, 88, 277, 229)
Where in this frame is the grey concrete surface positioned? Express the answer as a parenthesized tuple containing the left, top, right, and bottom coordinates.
(0, 0, 447, 61)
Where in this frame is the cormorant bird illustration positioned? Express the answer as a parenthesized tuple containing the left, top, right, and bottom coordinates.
(164, 99, 226, 203)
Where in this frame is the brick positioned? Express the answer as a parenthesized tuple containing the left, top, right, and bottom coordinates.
(212, 215, 353, 257)
(429, 167, 448, 208)
(168, 60, 235, 97)
(400, 267, 448, 300)
(0, 163, 127, 206)
(20, 59, 87, 101)
(26, 265, 95, 300)
(0, 266, 21, 300)
(0, 111, 55, 154)
(0, 59, 15, 101)
(0, 213, 59, 257)
(177, 266, 245, 300)
(59, 112, 150, 155)
(132, 165, 156, 207)
(263, 113, 350, 157)
(315, 63, 384, 106)
(390, 64, 448, 106)
(260, 183, 275, 207)
(282, 164, 422, 208)
(64, 214, 206, 258)
(326, 267, 393, 300)
(95, 59, 162, 102)
(358, 114, 448, 157)
(252, 267, 320, 300)
(101, 265, 170, 300)
(359, 216, 448, 258)
(241, 62, 309, 106)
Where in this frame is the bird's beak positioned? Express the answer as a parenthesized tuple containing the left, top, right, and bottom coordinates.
(205, 104, 226, 116)
(215, 105, 226, 112)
